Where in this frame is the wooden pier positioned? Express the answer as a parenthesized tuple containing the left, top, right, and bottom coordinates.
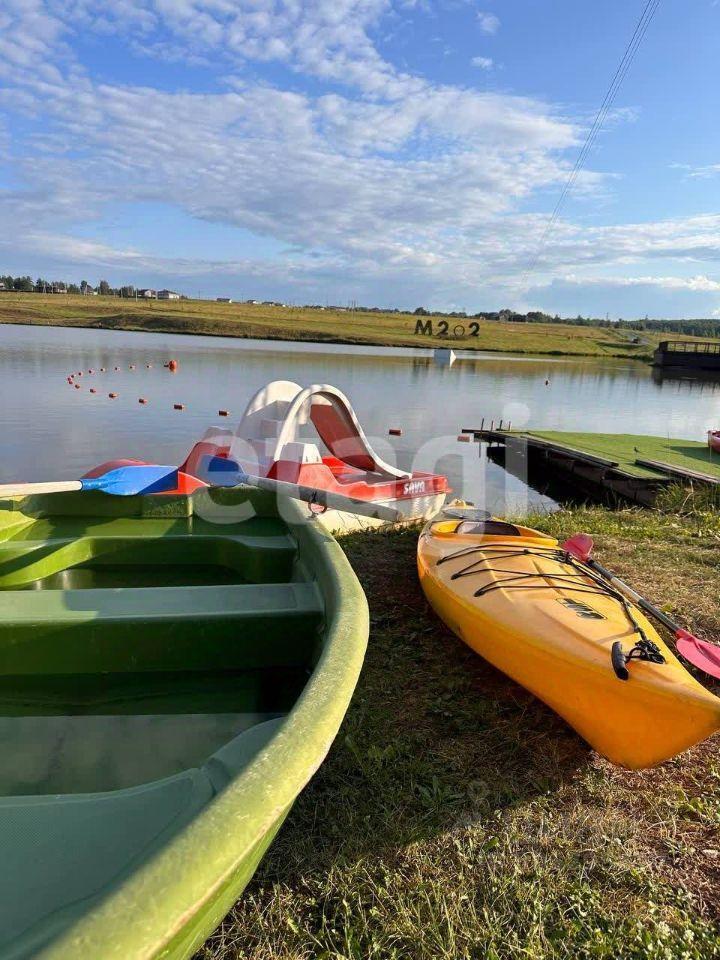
(460, 429, 720, 506)
(653, 340, 720, 372)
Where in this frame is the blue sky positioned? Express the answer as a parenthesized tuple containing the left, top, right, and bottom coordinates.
(0, 0, 719, 318)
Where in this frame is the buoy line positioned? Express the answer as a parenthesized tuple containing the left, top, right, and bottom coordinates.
(64, 360, 405, 436)
(63, 358, 233, 415)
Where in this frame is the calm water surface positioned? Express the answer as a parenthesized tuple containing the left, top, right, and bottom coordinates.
(2, 324, 719, 512)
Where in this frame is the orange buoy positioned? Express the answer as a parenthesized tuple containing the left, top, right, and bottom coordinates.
(138, 398, 147, 404)
(173, 403, 184, 410)
(77, 372, 82, 377)
(90, 388, 97, 394)
(218, 409, 229, 417)
(74, 384, 81, 389)
(88, 369, 93, 374)
(109, 392, 118, 399)
(167, 359, 178, 372)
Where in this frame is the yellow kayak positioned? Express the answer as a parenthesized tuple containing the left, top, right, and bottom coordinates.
(417, 510, 720, 769)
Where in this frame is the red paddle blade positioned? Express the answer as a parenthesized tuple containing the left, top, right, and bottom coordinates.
(676, 629, 720, 680)
(562, 533, 594, 562)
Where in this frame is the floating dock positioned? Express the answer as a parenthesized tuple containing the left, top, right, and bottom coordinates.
(653, 340, 720, 372)
(462, 429, 720, 506)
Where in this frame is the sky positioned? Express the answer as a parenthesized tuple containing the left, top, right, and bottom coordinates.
(0, 0, 719, 318)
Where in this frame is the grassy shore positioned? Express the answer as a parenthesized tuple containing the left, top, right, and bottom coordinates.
(0, 293, 673, 360)
(196, 506, 720, 960)
(524, 432, 720, 480)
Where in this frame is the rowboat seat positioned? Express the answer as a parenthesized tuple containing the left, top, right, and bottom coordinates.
(0, 522, 298, 589)
(0, 718, 283, 958)
(0, 582, 323, 672)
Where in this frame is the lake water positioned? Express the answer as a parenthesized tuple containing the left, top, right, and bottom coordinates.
(2, 323, 719, 513)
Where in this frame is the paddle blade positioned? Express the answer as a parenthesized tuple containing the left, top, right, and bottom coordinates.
(81, 465, 179, 496)
(562, 533, 594, 562)
(676, 629, 720, 680)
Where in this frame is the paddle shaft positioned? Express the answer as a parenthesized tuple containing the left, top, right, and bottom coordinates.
(583, 556, 679, 635)
(239, 473, 402, 523)
(0, 465, 403, 520)
(0, 480, 82, 497)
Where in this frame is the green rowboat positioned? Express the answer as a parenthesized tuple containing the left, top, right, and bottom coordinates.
(0, 486, 368, 959)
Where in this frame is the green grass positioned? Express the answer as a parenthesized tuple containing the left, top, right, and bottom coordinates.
(0, 292, 682, 360)
(523, 431, 720, 480)
(195, 508, 720, 960)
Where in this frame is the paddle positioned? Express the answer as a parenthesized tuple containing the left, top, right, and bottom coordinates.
(0, 464, 179, 499)
(198, 455, 403, 523)
(562, 533, 720, 680)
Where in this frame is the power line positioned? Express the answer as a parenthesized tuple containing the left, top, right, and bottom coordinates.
(522, 0, 661, 284)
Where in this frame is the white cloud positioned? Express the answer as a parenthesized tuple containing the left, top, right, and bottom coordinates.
(477, 11, 500, 34)
(471, 56, 493, 69)
(561, 273, 720, 293)
(0, 0, 710, 315)
(673, 161, 720, 179)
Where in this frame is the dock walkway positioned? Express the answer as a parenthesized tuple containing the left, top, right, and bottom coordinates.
(462, 430, 720, 505)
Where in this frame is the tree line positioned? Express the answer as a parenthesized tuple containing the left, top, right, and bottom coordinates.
(0, 275, 143, 297)
(2, 273, 720, 338)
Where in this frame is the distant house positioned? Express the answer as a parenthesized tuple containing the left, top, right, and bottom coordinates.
(216, 297, 233, 303)
(83, 286, 98, 296)
(138, 288, 157, 299)
(157, 289, 180, 300)
(0, 282, 5, 291)
(245, 299, 261, 305)
(52, 283, 67, 294)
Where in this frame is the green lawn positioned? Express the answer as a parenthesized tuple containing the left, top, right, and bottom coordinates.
(0, 292, 680, 360)
(524, 431, 720, 480)
(196, 508, 720, 960)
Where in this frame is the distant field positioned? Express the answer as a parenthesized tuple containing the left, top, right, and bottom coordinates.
(0, 292, 677, 360)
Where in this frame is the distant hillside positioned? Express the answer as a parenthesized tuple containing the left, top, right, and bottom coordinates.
(0, 292, 715, 361)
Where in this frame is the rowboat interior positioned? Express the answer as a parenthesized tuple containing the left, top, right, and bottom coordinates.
(0, 485, 364, 958)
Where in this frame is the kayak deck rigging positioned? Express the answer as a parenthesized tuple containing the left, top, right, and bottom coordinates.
(436, 538, 665, 672)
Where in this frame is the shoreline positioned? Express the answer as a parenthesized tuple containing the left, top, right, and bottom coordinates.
(0, 316, 654, 362)
(0, 294, 659, 362)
